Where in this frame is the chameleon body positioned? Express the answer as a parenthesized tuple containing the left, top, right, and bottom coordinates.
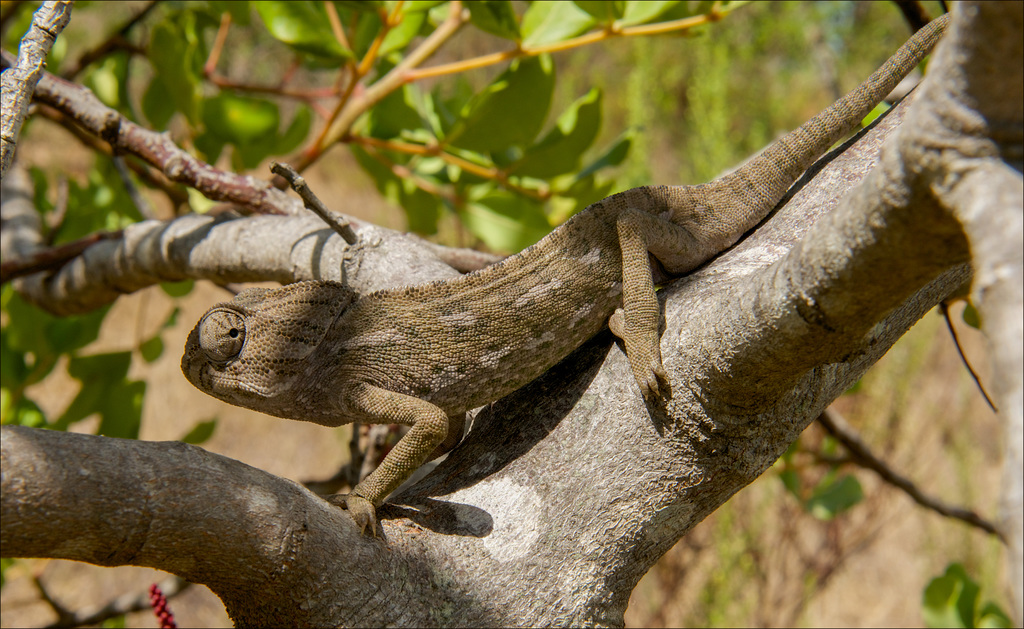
(182, 17, 948, 535)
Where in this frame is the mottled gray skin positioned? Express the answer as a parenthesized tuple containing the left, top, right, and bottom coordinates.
(183, 16, 948, 535)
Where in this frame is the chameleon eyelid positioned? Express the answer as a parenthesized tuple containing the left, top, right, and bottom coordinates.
(199, 308, 248, 362)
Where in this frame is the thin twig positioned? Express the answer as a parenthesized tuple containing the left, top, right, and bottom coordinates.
(817, 407, 1006, 542)
(305, 1, 468, 168)
(0, 230, 124, 285)
(112, 155, 157, 220)
(405, 6, 730, 81)
(270, 161, 358, 244)
(32, 572, 74, 627)
(203, 9, 231, 78)
(61, 0, 156, 79)
(45, 175, 69, 244)
(939, 300, 997, 411)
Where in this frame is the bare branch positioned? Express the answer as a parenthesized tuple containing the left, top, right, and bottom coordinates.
(939, 301, 997, 411)
(0, 230, 123, 285)
(905, 2, 1023, 621)
(0, 48, 302, 217)
(270, 161, 358, 244)
(817, 408, 1004, 541)
(60, 0, 156, 80)
(0, 1, 73, 177)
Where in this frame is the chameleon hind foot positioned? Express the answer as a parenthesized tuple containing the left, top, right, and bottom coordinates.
(609, 308, 671, 400)
(326, 493, 378, 537)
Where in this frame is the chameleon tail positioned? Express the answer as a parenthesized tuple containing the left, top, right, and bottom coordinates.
(710, 12, 950, 222)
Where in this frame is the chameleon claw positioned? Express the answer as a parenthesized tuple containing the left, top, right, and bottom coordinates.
(325, 493, 379, 537)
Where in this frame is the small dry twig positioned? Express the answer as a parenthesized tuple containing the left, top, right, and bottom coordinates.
(817, 407, 1005, 542)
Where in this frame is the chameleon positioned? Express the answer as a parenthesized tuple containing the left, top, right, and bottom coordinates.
(182, 15, 948, 536)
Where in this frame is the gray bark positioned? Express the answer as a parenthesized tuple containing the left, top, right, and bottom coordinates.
(0, 1, 72, 178)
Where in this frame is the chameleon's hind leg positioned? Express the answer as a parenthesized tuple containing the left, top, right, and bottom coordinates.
(612, 208, 701, 400)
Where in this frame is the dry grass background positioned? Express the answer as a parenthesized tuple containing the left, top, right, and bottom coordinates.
(1, 2, 1008, 626)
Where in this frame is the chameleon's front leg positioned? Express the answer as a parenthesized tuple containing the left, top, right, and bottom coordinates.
(332, 383, 450, 536)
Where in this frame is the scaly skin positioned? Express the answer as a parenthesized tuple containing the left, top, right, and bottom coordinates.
(182, 16, 948, 535)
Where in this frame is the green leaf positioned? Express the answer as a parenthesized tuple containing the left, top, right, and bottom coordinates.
(352, 11, 384, 58)
(380, 7, 427, 55)
(187, 187, 219, 214)
(512, 88, 602, 178)
(400, 183, 442, 234)
(618, 1, 682, 26)
(976, 602, 1013, 628)
(805, 473, 863, 520)
(160, 280, 195, 298)
(180, 419, 218, 444)
(255, 1, 353, 60)
(862, 101, 890, 127)
(351, 146, 441, 234)
(55, 352, 132, 429)
(576, 130, 633, 179)
(450, 55, 555, 153)
(141, 75, 176, 130)
(924, 563, 977, 628)
(97, 380, 145, 439)
(149, 22, 201, 123)
(778, 468, 801, 500)
(84, 54, 129, 110)
(351, 145, 402, 201)
(403, 1, 444, 12)
(334, 0, 385, 11)
(368, 84, 424, 139)
(139, 336, 164, 363)
(426, 79, 475, 137)
(162, 307, 181, 330)
(922, 563, 1012, 628)
(0, 329, 28, 389)
(3, 396, 47, 428)
(550, 173, 614, 223)
(0, 557, 14, 589)
(467, 1, 521, 40)
(3, 288, 108, 359)
(521, 1, 596, 47)
(209, 0, 251, 25)
(274, 106, 313, 154)
(574, 1, 625, 21)
(194, 132, 227, 165)
(203, 93, 281, 145)
(461, 191, 552, 252)
(52, 161, 143, 244)
(962, 302, 981, 329)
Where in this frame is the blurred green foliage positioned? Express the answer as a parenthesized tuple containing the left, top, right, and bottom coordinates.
(923, 563, 1011, 628)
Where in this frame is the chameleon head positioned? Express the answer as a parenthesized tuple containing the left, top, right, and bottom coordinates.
(181, 281, 357, 418)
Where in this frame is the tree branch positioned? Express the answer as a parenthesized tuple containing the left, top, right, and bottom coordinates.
(0, 48, 302, 217)
(0, 1, 73, 177)
(817, 407, 1004, 541)
(902, 2, 1023, 621)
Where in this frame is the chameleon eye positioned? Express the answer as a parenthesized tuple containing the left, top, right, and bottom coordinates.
(198, 309, 247, 361)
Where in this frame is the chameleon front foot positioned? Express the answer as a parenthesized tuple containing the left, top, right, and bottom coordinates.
(326, 493, 378, 537)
